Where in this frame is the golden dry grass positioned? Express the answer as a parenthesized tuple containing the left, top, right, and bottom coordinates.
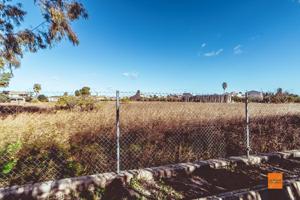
(0, 101, 300, 186)
(1, 102, 300, 148)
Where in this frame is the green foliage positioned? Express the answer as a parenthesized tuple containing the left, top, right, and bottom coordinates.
(33, 83, 42, 95)
(263, 90, 300, 103)
(66, 160, 84, 176)
(37, 94, 49, 102)
(80, 87, 91, 96)
(0, 73, 12, 88)
(75, 86, 91, 96)
(231, 96, 243, 103)
(0, 1, 87, 88)
(2, 160, 17, 175)
(0, 141, 22, 175)
(0, 93, 10, 103)
(56, 95, 78, 110)
(78, 96, 96, 111)
(56, 95, 96, 111)
(130, 178, 150, 198)
(75, 90, 81, 96)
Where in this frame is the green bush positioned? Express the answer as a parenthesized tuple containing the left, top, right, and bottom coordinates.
(37, 94, 49, 102)
(0, 141, 22, 175)
(56, 95, 78, 110)
(263, 92, 300, 103)
(231, 96, 243, 103)
(0, 93, 10, 103)
(56, 95, 97, 111)
(121, 97, 131, 103)
(78, 96, 96, 111)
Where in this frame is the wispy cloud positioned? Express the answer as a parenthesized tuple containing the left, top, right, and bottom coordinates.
(201, 43, 206, 48)
(203, 49, 223, 57)
(233, 44, 243, 55)
(122, 72, 139, 79)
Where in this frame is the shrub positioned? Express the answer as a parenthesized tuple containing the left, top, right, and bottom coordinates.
(25, 95, 33, 102)
(121, 97, 130, 103)
(56, 95, 78, 110)
(0, 141, 22, 175)
(0, 94, 10, 103)
(78, 96, 96, 111)
(75, 87, 91, 96)
(56, 95, 96, 111)
(30, 99, 39, 103)
(231, 96, 243, 103)
(37, 94, 49, 102)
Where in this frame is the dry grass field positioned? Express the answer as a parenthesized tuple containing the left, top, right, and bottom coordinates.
(0, 101, 300, 186)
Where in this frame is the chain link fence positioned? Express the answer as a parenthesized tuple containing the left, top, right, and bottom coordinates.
(248, 101, 300, 154)
(0, 90, 300, 188)
(118, 91, 227, 171)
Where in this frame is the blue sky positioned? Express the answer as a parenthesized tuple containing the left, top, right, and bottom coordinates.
(7, 0, 300, 94)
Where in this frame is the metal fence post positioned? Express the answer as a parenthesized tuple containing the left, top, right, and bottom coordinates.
(245, 92, 250, 158)
(116, 90, 120, 173)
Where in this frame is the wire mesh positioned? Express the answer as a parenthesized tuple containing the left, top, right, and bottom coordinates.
(1, 90, 299, 188)
(248, 102, 300, 154)
(0, 91, 116, 187)
(118, 91, 228, 170)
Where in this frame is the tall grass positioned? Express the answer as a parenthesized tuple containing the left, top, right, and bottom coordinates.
(0, 102, 300, 187)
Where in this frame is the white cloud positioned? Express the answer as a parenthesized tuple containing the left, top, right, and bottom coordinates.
(233, 44, 243, 55)
(201, 43, 206, 48)
(122, 72, 139, 79)
(203, 49, 223, 57)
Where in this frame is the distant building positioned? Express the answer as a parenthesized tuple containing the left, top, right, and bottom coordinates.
(230, 92, 245, 103)
(48, 96, 60, 102)
(182, 93, 193, 102)
(167, 94, 182, 101)
(192, 94, 232, 103)
(95, 96, 108, 101)
(230, 91, 244, 98)
(247, 90, 264, 101)
(130, 90, 145, 101)
(2, 91, 32, 103)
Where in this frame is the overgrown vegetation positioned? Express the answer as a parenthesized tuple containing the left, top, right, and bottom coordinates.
(56, 87, 96, 111)
(263, 90, 300, 103)
(0, 102, 299, 188)
(233, 88, 300, 103)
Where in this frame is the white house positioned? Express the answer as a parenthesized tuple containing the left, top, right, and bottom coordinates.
(2, 91, 32, 104)
(247, 90, 264, 101)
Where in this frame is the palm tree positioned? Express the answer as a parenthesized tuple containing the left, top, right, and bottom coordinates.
(222, 82, 228, 93)
(33, 83, 41, 97)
